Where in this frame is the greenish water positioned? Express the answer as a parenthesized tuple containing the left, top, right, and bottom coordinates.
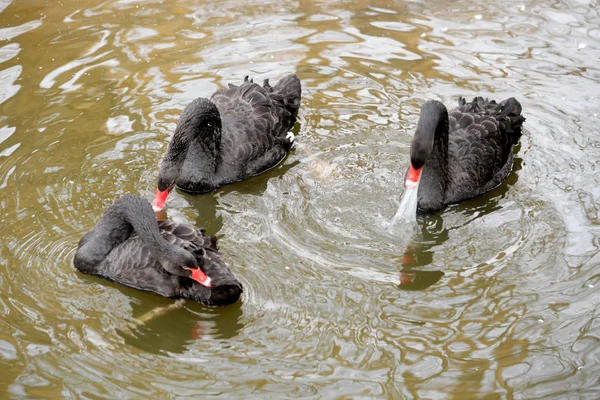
(1, 0, 599, 398)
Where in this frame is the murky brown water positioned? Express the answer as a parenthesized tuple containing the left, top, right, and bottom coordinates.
(1, 0, 600, 398)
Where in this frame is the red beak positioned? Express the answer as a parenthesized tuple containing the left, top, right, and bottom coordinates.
(152, 188, 169, 212)
(406, 165, 422, 189)
(189, 267, 212, 287)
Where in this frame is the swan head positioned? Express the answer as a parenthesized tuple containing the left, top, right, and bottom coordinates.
(183, 255, 243, 306)
(201, 281, 243, 306)
(186, 279, 243, 306)
(162, 247, 212, 287)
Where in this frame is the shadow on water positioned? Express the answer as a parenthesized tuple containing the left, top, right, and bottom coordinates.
(113, 288, 245, 355)
(214, 158, 301, 197)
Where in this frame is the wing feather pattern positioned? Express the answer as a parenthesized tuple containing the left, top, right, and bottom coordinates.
(445, 97, 524, 204)
(211, 74, 301, 177)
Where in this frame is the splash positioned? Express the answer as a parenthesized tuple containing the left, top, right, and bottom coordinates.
(389, 182, 420, 227)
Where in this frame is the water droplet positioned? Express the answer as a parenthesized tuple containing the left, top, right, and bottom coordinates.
(474, 14, 482, 20)
(588, 284, 594, 288)
(421, 33, 426, 37)
(285, 266, 290, 270)
(441, 27, 448, 32)
(578, 43, 587, 50)
(538, 319, 544, 323)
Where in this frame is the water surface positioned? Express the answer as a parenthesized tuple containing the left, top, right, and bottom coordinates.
(1, 0, 600, 398)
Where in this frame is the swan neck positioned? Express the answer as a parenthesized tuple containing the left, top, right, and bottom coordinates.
(179, 98, 222, 169)
(74, 197, 164, 272)
(118, 198, 170, 250)
(412, 101, 449, 213)
(412, 102, 447, 167)
(166, 123, 194, 167)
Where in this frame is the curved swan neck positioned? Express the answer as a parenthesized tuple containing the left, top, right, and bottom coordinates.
(412, 100, 449, 167)
(156, 99, 222, 192)
(412, 101, 450, 213)
(168, 98, 222, 170)
(74, 196, 178, 272)
(111, 196, 170, 252)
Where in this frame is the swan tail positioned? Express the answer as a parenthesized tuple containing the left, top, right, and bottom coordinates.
(270, 74, 302, 119)
(498, 97, 525, 141)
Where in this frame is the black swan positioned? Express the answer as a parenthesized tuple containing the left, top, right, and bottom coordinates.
(406, 96, 525, 214)
(73, 195, 243, 306)
(152, 74, 302, 211)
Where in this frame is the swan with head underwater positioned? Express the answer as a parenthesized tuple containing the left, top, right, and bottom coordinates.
(152, 74, 302, 211)
(73, 195, 243, 306)
(394, 96, 525, 221)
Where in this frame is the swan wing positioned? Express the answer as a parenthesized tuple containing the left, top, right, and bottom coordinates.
(101, 237, 177, 297)
(446, 97, 521, 199)
(210, 75, 300, 169)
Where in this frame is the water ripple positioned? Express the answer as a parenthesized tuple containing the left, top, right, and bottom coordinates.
(0, 0, 600, 398)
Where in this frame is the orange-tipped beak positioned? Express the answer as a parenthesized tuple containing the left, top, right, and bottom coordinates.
(189, 267, 212, 287)
(406, 165, 422, 189)
(152, 188, 169, 212)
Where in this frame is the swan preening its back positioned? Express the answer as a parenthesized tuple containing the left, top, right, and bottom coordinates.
(152, 74, 302, 211)
(406, 96, 525, 214)
(74, 195, 242, 306)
